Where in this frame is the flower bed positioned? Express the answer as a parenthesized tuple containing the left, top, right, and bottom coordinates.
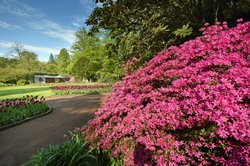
(51, 84, 112, 96)
(0, 95, 49, 127)
(51, 84, 112, 90)
(83, 21, 250, 165)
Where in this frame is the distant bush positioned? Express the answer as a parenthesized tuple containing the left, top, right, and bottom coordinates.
(83, 21, 250, 165)
(0, 82, 15, 87)
(16, 79, 30, 86)
(51, 84, 112, 90)
(51, 84, 112, 96)
(52, 88, 112, 96)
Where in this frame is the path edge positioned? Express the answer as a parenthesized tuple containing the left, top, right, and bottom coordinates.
(0, 107, 53, 131)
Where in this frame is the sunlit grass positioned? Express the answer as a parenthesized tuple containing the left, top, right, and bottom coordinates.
(0, 83, 111, 100)
(0, 85, 51, 100)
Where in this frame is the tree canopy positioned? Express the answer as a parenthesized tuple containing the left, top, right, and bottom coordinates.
(57, 48, 70, 74)
(69, 28, 123, 82)
(87, 0, 250, 66)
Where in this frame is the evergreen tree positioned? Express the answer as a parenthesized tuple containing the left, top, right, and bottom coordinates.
(48, 53, 56, 64)
(57, 48, 70, 74)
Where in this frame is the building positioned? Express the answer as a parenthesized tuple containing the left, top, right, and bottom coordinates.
(34, 75, 71, 84)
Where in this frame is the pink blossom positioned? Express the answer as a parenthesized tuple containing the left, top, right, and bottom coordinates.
(83, 21, 250, 165)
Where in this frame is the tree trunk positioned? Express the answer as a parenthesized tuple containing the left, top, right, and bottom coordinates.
(198, 0, 204, 23)
(233, 0, 238, 21)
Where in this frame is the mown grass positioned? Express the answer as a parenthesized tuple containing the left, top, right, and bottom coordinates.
(0, 85, 52, 100)
(0, 83, 112, 100)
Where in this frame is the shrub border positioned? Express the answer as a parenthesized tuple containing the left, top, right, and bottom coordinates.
(0, 107, 53, 131)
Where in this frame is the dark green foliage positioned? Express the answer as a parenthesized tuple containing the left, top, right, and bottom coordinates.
(87, 0, 250, 66)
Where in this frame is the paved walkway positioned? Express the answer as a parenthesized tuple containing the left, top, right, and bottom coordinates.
(0, 93, 109, 166)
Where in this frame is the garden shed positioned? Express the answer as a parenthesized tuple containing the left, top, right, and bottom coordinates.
(34, 75, 71, 84)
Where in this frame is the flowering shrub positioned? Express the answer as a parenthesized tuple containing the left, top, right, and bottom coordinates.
(83, 21, 250, 165)
(123, 57, 140, 75)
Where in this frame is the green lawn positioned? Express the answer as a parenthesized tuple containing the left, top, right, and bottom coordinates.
(0, 85, 52, 100)
(0, 83, 111, 100)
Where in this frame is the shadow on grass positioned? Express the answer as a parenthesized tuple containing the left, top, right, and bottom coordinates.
(0, 87, 50, 97)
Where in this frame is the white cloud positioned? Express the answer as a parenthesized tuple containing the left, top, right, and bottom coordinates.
(24, 45, 59, 55)
(0, 0, 39, 17)
(0, 41, 11, 48)
(0, 20, 23, 30)
(0, 0, 77, 45)
(79, 0, 102, 8)
(28, 19, 76, 44)
(0, 40, 60, 56)
(0, 52, 6, 57)
(79, 0, 89, 6)
(71, 15, 86, 28)
(72, 22, 81, 27)
(0, 0, 77, 55)
(80, 0, 99, 12)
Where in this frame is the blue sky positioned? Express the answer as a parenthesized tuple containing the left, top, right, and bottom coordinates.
(0, 0, 98, 62)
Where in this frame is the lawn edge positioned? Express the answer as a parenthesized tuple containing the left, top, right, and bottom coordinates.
(0, 107, 53, 131)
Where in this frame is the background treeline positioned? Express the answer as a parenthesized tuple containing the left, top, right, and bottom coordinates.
(0, 31, 123, 84)
(0, 43, 62, 84)
(1, 0, 249, 84)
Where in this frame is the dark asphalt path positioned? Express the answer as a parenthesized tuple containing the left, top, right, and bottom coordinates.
(0, 93, 109, 166)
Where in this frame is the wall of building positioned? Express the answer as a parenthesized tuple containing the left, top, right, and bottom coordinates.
(34, 77, 46, 84)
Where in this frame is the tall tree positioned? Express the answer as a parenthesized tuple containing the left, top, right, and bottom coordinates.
(0, 50, 40, 83)
(20, 51, 38, 61)
(69, 28, 103, 81)
(8, 42, 25, 59)
(17, 51, 40, 80)
(57, 48, 70, 74)
(69, 28, 122, 82)
(48, 53, 56, 64)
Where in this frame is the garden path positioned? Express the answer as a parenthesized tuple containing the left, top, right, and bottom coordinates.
(0, 93, 110, 166)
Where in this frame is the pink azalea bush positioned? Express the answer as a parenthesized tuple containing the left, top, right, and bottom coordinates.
(82, 21, 250, 165)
